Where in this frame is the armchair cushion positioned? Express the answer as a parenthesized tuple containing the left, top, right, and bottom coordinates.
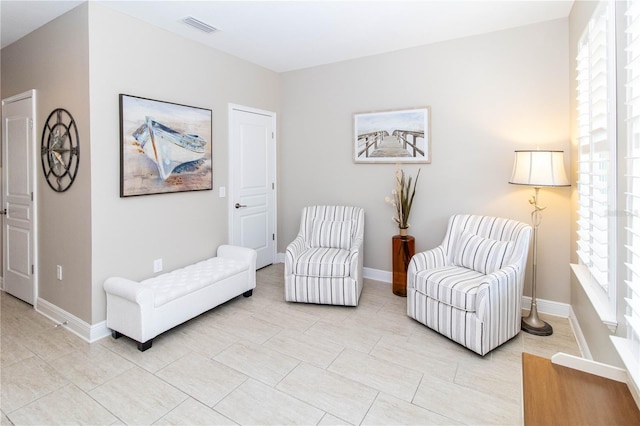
(414, 265, 486, 312)
(293, 247, 351, 277)
(310, 219, 353, 250)
(453, 231, 514, 274)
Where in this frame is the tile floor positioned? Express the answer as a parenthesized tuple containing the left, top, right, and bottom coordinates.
(1, 263, 580, 425)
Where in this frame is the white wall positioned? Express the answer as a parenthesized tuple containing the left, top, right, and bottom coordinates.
(280, 19, 572, 303)
(87, 3, 281, 323)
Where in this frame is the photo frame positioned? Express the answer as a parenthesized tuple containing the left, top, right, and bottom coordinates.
(354, 107, 431, 163)
(119, 94, 213, 197)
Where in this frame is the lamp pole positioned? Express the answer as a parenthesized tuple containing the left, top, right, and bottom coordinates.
(521, 187, 553, 335)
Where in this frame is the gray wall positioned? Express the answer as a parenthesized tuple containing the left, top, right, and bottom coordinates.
(279, 18, 572, 303)
(86, 3, 281, 324)
(1, 3, 92, 322)
(2, 4, 578, 326)
(1, 2, 281, 325)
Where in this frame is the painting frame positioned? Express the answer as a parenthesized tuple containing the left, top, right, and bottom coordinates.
(119, 94, 213, 197)
(353, 107, 431, 164)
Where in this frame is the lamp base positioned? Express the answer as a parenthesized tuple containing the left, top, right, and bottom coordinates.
(521, 316, 553, 336)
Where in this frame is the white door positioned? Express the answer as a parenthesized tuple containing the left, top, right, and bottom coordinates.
(2, 90, 37, 305)
(229, 105, 276, 269)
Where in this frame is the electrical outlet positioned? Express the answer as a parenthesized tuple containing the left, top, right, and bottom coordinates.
(153, 258, 163, 273)
(56, 265, 62, 281)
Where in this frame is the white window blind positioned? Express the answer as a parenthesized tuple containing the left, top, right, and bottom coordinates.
(617, 0, 640, 387)
(576, 1, 616, 297)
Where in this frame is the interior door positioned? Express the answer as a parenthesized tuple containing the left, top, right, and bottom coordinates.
(229, 105, 276, 269)
(2, 90, 37, 305)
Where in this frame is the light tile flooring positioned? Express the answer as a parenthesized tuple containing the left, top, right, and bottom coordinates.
(1, 263, 581, 425)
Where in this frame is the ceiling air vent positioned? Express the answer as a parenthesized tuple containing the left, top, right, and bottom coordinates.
(182, 17, 218, 34)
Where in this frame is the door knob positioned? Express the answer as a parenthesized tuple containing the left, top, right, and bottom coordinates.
(235, 203, 247, 209)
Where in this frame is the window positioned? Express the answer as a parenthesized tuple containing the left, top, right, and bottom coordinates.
(612, 0, 640, 389)
(574, 0, 617, 322)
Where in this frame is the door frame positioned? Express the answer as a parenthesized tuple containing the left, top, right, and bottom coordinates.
(1, 89, 38, 304)
(227, 103, 277, 265)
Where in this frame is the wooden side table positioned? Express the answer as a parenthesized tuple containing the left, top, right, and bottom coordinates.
(392, 234, 414, 296)
(522, 352, 640, 425)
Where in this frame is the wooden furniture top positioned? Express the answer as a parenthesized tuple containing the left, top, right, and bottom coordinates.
(522, 352, 640, 426)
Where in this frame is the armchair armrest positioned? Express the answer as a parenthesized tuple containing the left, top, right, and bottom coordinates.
(349, 236, 364, 279)
(475, 263, 521, 322)
(407, 246, 447, 290)
(350, 236, 363, 254)
(285, 234, 307, 273)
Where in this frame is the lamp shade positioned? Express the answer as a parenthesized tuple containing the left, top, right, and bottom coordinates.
(509, 150, 570, 187)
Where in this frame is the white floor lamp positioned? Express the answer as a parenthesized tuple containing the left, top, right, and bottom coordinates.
(509, 150, 570, 336)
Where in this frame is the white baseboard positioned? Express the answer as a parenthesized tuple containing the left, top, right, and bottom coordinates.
(27, 259, 578, 348)
(362, 264, 574, 319)
(36, 298, 111, 343)
(521, 295, 571, 318)
(363, 267, 392, 283)
(282, 256, 574, 319)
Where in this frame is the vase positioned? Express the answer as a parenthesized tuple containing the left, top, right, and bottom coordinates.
(392, 232, 415, 297)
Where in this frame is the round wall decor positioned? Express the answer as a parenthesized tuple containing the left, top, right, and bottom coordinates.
(41, 108, 80, 192)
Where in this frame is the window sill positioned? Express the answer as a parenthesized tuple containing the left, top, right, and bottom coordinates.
(611, 336, 640, 400)
(570, 263, 618, 333)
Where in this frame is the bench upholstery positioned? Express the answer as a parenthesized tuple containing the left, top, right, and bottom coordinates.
(104, 245, 256, 351)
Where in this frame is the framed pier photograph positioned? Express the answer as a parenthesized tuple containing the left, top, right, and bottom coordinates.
(119, 94, 213, 197)
(353, 107, 430, 164)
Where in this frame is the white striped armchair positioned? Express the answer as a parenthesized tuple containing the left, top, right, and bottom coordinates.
(407, 214, 532, 355)
(285, 205, 364, 306)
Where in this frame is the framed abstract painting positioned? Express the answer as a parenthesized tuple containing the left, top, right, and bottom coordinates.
(119, 94, 213, 197)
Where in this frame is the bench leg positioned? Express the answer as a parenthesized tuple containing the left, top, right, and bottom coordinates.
(243, 289, 253, 297)
(137, 339, 153, 352)
(112, 330, 123, 339)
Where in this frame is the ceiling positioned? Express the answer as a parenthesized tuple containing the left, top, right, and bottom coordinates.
(1, 0, 574, 73)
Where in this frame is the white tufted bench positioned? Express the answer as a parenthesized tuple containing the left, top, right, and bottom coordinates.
(103, 245, 256, 351)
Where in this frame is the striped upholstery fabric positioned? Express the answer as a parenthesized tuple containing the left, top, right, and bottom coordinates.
(407, 214, 531, 355)
(285, 206, 364, 306)
(414, 265, 486, 311)
(453, 231, 514, 274)
(293, 247, 351, 277)
(310, 219, 353, 250)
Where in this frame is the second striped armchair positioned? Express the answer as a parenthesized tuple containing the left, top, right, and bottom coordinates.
(407, 214, 532, 355)
(285, 205, 364, 306)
